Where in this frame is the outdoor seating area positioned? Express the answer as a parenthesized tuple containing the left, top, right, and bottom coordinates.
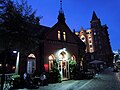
(0, 72, 49, 90)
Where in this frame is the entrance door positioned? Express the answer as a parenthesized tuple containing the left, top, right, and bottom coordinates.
(58, 60, 69, 80)
(27, 60, 36, 74)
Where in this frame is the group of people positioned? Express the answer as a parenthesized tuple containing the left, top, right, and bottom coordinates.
(23, 71, 47, 86)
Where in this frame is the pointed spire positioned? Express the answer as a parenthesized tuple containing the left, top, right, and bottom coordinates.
(59, 0, 63, 13)
(91, 11, 98, 21)
(58, 0, 65, 23)
(90, 11, 101, 28)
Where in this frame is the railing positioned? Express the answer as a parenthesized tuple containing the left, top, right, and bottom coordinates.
(0, 73, 15, 90)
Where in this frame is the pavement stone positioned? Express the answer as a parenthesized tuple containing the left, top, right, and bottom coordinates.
(1, 68, 120, 90)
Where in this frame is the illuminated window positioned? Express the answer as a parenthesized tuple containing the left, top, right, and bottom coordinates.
(94, 30, 96, 35)
(27, 54, 36, 74)
(90, 49, 93, 52)
(58, 30, 61, 40)
(48, 54, 55, 71)
(28, 54, 35, 58)
(63, 31, 66, 41)
(71, 55, 76, 61)
(94, 32, 96, 35)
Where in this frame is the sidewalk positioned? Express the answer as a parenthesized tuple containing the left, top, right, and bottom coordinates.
(1, 68, 115, 90)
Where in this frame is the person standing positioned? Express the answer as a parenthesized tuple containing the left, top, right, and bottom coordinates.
(40, 72, 47, 86)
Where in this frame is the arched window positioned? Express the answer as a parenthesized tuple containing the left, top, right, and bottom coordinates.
(48, 54, 55, 71)
(58, 30, 61, 40)
(27, 53, 36, 74)
(71, 55, 76, 61)
(63, 31, 66, 41)
(28, 54, 36, 59)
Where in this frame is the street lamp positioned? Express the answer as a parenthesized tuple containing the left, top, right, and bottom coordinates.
(13, 51, 20, 74)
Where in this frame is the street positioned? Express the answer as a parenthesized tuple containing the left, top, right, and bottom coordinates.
(1, 67, 120, 90)
(37, 68, 120, 90)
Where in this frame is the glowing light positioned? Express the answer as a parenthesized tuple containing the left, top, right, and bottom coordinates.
(12, 66, 15, 69)
(0, 64, 2, 67)
(15, 52, 20, 74)
(57, 48, 70, 60)
(28, 54, 36, 58)
(44, 64, 48, 72)
(63, 48, 66, 51)
(13, 51, 17, 53)
(48, 55, 53, 60)
(6, 64, 8, 67)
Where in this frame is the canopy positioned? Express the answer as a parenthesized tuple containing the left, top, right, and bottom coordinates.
(89, 60, 104, 64)
(116, 60, 120, 63)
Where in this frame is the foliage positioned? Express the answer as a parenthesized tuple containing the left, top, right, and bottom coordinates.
(69, 59, 76, 72)
(49, 60, 61, 83)
(52, 67, 61, 83)
(0, 0, 40, 53)
(11, 74, 20, 80)
(69, 59, 76, 79)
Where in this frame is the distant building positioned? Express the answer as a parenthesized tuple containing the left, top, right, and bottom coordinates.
(75, 11, 113, 67)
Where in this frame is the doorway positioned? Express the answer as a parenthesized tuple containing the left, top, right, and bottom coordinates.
(58, 60, 69, 80)
(27, 54, 36, 74)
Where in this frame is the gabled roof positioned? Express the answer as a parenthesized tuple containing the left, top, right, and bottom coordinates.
(31, 25, 50, 39)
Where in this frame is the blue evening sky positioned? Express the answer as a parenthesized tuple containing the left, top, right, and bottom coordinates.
(18, 0, 120, 51)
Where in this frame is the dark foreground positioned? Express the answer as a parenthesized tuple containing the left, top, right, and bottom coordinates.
(1, 68, 120, 90)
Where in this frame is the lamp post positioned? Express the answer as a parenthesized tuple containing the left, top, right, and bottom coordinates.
(13, 51, 20, 74)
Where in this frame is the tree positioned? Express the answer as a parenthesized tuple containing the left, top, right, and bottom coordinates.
(0, 0, 40, 53)
(0, 0, 41, 89)
(69, 59, 76, 79)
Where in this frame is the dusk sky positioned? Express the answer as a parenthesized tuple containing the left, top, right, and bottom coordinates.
(21, 0, 120, 51)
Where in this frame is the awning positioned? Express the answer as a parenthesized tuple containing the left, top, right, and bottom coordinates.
(116, 60, 120, 63)
(89, 60, 104, 64)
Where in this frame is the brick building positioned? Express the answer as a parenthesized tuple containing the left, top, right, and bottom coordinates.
(18, 6, 86, 80)
(75, 11, 113, 67)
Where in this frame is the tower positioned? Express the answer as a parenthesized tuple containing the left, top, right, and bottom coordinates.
(77, 11, 113, 67)
(58, 0, 65, 23)
(90, 11, 101, 28)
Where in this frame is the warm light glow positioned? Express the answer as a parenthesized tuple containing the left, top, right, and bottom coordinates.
(6, 64, 8, 67)
(0, 64, 2, 67)
(63, 32, 66, 41)
(57, 48, 69, 60)
(71, 55, 76, 61)
(12, 66, 15, 69)
(48, 55, 53, 60)
(80, 35, 86, 42)
(58, 30, 61, 40)
(63, 48, 66, 51)
(28, 54, 36, 58)
(80, 61, 83, 66)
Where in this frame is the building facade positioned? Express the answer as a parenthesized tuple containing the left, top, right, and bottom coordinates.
(19, 9, 86, 80)
(76, 11, 113, 67)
